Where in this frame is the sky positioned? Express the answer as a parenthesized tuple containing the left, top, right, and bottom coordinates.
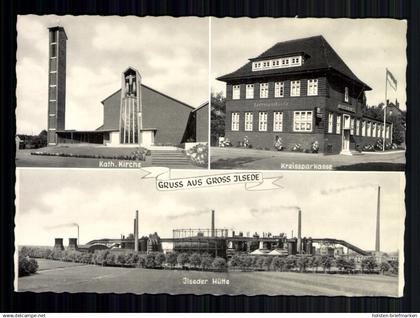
(16, 169, 405, 253)
(16, 15, 209, 134)
(211, 18, 407, 110)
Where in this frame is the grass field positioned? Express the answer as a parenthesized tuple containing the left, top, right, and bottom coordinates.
(18, 259, 399, 296)
(210, 147, 405, 171)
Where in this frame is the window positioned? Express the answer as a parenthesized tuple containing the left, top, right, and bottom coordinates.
(362, 120, 366, 136)
(291, 80, 301, 97)
(50, 44, 57, 58)
(367, 122, 371, 137)
(307, 79, 318, 96)
(258, 112, 268, 131)
(328, 113, 333, 133)
(350, 118, 355, 135)
(244, 112, 253, 131)
(49, 86, 57, 100)
(274, 82, 284, 97)
(293, 111, 313, 132)
(232, 85, 240, 100)
(231, 112, 240, 131)
(50, 31, 57, 43)
(49, 58, 57, 72)
(380, 125, 384, 138)
(373, 123, 377, 137)
(49, 73, 57, 85)
(245, 84, 254, 99)
(252, 56, 303, 71)
(344, 87, 349, 102)
(386, 125, 391, 138)
(336, 115, 341, 134)
(273, 112, 283, 132)
(356, 119, 360, 136)
(260, 83, 269, 98)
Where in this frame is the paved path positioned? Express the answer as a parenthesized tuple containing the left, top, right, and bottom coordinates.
(210, 147, 405, 171)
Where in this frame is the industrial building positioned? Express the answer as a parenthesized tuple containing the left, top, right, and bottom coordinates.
(217, 35, 393, 154)
(53, 186, 385, 260)
(46, 26, 208, 147)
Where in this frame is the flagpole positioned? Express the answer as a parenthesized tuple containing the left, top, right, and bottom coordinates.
(383, 68, 388, 151)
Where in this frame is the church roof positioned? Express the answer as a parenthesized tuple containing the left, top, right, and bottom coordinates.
(217, 35, 371, 90)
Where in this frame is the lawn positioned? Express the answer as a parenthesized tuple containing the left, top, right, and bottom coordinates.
(18, 259, 399, 296)
(210, 147, 405, 171)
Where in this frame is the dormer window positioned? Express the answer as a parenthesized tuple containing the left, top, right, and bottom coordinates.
(252, 55, 303, 71)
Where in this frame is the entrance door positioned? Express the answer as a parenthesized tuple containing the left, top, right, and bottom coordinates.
(141, 131, 154, 147)
(342, 130, 350, 152)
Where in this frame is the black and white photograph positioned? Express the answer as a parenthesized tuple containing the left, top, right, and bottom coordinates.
(16, 169, 404, 296)
(210, 18, 406, 171)
(15, 16, 209, 169)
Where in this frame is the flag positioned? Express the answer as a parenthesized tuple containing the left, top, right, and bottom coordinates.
(386, 68, 397, 91)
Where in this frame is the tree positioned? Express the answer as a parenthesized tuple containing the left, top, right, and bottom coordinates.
(272, 257, 286, 272)
(263, 257, 273, 271)
(212, 257, 227, 271)
(177, 253, 189, 269)
(230, 255, 242, 268)
(166, 252, 178, 269)
(297, 255, 310, 273)
(210, 92, 226, 146)
(345, 258, 356, 273)
(388, 259, 399, 274)
(255, 257, 265, 269)
(335, 257, 348, 272)
(145, 253, 156, 268)
(189, 253, 202, 269)
(201, 253, 214, 271)
(361, 256, 377, 273)
(137, 254, 146, 268)
(320, 255, 333, 273)
(309, 256, 322, 273)
(285, 255, 297, 271)
(154, 253, 166, 268)
(380, 261, 391, 274)
(241, 255, 253, 270)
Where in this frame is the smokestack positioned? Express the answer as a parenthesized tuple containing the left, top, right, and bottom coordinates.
(68, 238, 78, 250)
(297, 209, 302, 254)
(54, 238, 64, 250)
(211, 209, 215, 237)
(375, 186, 381, 252)
(134, 210, 139, 252)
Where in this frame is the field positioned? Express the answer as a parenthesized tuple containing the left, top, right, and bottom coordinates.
(18, 259, 399, 296)
(210, 147, 405, 171)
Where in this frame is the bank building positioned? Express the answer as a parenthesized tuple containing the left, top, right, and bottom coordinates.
(217, 35, 392, 154)
(46, 26, 208, 147)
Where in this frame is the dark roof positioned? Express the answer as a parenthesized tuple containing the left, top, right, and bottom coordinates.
(217, 35, 371, 90)
(48, 26, 68, 40)
(192, 101, 209, 113)
(100, 84, 195, 110)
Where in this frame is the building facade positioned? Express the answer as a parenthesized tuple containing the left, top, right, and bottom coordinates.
(218, 36, 392, 154)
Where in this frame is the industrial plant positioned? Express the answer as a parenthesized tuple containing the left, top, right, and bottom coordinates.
(51, 187, 389, 261)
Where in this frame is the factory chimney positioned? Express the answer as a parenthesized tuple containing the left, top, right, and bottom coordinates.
(375, 186, 381, 252)
(297, 209, 302, 254)
(211, 209, 215, 237)
(134, 210, 139, 252)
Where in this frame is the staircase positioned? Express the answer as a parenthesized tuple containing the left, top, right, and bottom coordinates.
(151, 149, 191, 167)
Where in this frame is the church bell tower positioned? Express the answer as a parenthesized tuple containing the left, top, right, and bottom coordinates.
(47, 26, 67, 145)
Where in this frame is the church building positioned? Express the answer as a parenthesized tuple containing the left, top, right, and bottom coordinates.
(46, 26, 207, 147)
(217, 35, 392, 154)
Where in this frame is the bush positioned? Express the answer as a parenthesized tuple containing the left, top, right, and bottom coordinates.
(154, 253, 166, 268)
(212, 257, 227, 271)
(186, 144, 208, 167)
(311, 141, 320, 153)
(177, 253, 189, 268)
(19, 256, 38, 277)
(166, 252, 178, 269)
(274, 138, 284, 151)
(201, 253, 214, 270)
(189, 253, 202, 269)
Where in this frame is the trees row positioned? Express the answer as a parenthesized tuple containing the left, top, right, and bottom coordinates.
(19, 246, 398, 275)
(229, 254, 399, 274)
